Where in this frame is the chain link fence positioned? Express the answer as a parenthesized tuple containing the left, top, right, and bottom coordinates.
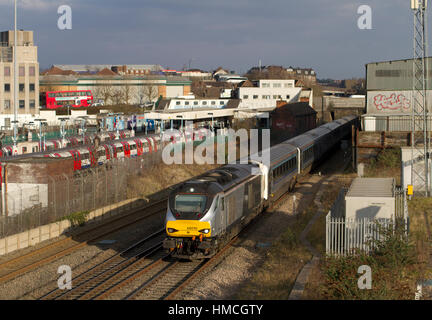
(0, 136, 240, 239)
(0, 150, 163, 238)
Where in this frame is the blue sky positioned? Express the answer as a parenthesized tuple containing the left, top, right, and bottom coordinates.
(0, 0, 418, 79)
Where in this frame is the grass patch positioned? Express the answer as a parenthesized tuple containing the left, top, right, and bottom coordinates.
(233, 204, 318, 299)
(126, 162, 220, 199)
(364, 148, 401, 185)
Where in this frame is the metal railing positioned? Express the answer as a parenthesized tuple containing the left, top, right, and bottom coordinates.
(362, 115, 432, 132)
(0, 150, 162, 238)
(326, 187, 408, 256)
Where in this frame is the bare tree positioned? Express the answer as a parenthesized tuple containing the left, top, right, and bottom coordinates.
(136, 85, 146, 105)
(111, 87, 125, 105)
(143, 85, 158, 103)
(121, 83, 135, 105)
(97, 84, 114, 105)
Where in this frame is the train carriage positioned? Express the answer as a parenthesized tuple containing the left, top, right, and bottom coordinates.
(267, 143, 298, 201)
(283, 135, 315, 174)
(163, 163, 264, 259)
(163, 116, 360, 260)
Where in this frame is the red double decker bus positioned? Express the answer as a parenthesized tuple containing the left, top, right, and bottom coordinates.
(40, 90, 93, 109)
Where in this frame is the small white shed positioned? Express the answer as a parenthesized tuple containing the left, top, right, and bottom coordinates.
(345, 178, 395, 220)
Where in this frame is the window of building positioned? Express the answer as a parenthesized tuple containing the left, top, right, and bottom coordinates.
(286, 95, 291, 99)
(284, 83, 293, 88)
(262, 83, 270, 88)
(4, 66, 10, 76)
(176, 101, 181, 105)
(273, 83, 281, 88)
(202, 101, 207, 105)
(185, 101, 189, 105)
(4, 84, 10, 92)
(220, 101, 224, 105)
(29, 66, 35, 76)
(19, 100, 25, 109)
(273, 95, 278, 99)
(211, 101, 216, 105)
(19, 66, 25, 77)
(4, 100, 10, 109)
(19, 84, 25, 92)
(243, 95, 249, 99)
(30, 100, 35, 108)
(194, 101, 198, 105)
(253, 95, 259, 99)
(29, 84, 35, 92)
(262, 95, 270, 99)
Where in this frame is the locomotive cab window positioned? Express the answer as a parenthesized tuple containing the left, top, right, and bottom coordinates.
(175, 194, 207, 214)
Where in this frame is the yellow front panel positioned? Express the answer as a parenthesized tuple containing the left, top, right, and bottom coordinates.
(166, 220, 211, 238)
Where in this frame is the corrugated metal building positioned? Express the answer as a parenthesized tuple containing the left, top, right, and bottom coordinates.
(364, 58, 432, 131)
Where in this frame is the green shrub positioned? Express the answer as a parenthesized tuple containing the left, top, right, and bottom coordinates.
(376, 148, 401, 169)
(61, 211, 90, 227)
(320, 221, 420, 300)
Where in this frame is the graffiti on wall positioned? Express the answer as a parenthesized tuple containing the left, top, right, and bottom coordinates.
(373, 93, 411, 111)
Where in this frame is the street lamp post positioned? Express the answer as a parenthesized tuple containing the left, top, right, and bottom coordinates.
(176, 115, 183, 132)
(11, 120, 18, 155)
(77, 116, 88, 144)
(12, 0, 18, 154)
(208, 112, 214, 132)
(58, 117, 69, 148)
(35, 119, 47, 152)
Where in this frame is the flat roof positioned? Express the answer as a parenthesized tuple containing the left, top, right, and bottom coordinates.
(346, 178, 395, 198)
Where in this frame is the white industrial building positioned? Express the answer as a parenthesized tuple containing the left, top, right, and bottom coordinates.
(235, 79, 303, 109)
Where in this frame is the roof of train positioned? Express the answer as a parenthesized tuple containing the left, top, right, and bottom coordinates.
(268, 144, 297, 168)
(320, 121, 342, 131)
(1, 133, 162, 160)
(186, 163, 258, 192)
(283, 134, 314, 150)
(304, 126, 332, 140)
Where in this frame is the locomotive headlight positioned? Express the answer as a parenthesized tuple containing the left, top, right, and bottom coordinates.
(199, 229, 210, 234)
(167, 228, 178, 233)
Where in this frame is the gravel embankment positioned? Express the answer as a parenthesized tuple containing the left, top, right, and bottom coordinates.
(0, 212, 165, 300)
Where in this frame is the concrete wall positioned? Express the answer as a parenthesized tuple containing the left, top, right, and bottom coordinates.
(0, 197, 143, 256)
(166, 85, 184, 98)
(345, 196, 395, 220)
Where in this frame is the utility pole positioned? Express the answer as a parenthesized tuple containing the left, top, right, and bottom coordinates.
(411, 0, 430, 196)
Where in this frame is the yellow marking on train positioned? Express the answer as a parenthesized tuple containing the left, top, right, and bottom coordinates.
(166, 220, 211, 238)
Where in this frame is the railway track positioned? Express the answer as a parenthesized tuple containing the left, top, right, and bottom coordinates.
(39, 229, 166, 300)
(125, 236, 238, 300)
(42, 177, 313, 300)
(0, 199, 167, 285)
